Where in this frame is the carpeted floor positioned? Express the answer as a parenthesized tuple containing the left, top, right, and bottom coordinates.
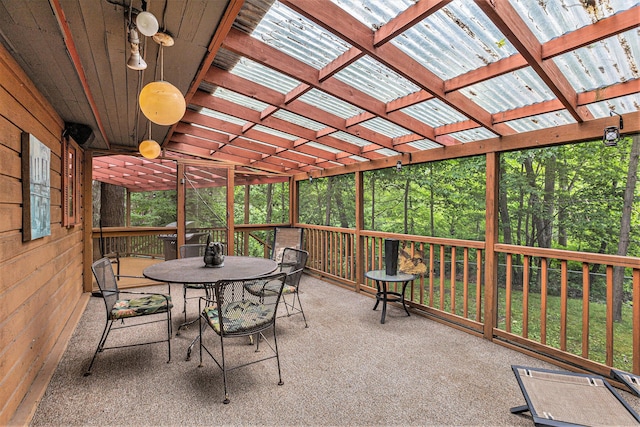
(29, 275, 640, 426)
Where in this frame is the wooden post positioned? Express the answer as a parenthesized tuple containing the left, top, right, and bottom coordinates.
(484, 152, 499, 340)
(82, 149, 94, 292)
(176, 162, 186, 251)
(226, 166, 235, 255)
(355, 171, 364, 292)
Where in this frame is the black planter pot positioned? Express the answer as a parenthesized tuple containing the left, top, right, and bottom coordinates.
(384, 239, 399, 276)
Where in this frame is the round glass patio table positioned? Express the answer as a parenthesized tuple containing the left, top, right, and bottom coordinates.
(365, 270, 417, 324)
(143, 256, 278, 359)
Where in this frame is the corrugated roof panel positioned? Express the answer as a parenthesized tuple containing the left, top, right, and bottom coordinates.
(252, 124, 298, 140)
(449, 127, 498, 143)
(391, 1, 518, 80)
(506, 110, 576, 133)
(359, 117, 412, 138)
(333, 55, 420, 102)
(509, 0, 639, 43)
(401, 98, 468, 127)
(407, 139, 443, 150)
(586, 93, 640, 117)
(374, 148, 400, 157)
(298, 89, 365, 119)
(230, 56, 301, 94)
(332, 131, 374, 147)
(200, 108, 248, 126)
(554, 29, 640, 92)
(306, 141, 342, 154)
(348, 155, 369, 162)
(250, 1, 351, 69)
(459, 68, 556, 114)
(213, 88, 269, 112)
(330, 0, 413, 29)
(271, 110, 326, 131)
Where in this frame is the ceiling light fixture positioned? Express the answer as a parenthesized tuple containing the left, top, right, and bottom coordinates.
(139, 32, 186, 126)
(126, 28, 147, 70)
(603, 111, 623, 147)
(139, 122, 161, 159)
(135, 10, 159, 37)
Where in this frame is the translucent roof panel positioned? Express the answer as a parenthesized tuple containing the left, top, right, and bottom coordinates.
(213, 88, 269, 112)
(359, 117, 412, 138)
(449, 127, 498, 143)
(459, 68, 556, 114)
(330, 0, 412, 29)
(333, 55, 420, 102)
(505, 110, 577, 133)
(298, 89, 365, 119)
(510, 0, 639, 43)
(306, 141, 342, 154)
(374, 148, 400, 157)
(252, 124, 298, 140)
(554, 29, 640, 92)
(200, 108, 248, 126)
(391, 1, 518, 80)
(331, 131, 374, 147)
(250, 1, 352, 69)
(271, 110, 326, 131)
(401, 98, 468, 128)
(407, 139, 443, 150)
(586, 93, 640, 118)
(230, 56, 301, 94)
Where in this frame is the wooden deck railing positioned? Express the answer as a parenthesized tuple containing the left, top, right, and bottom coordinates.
(296, 224, 640, 377)
(92, 224, 640, 376)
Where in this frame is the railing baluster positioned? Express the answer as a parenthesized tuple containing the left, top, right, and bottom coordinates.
(463, 247, 469, 319)
(506, 253, 512, 333)
(450, 246, 456, 314)
(541, 258, 548, 345)
(606, 265, 614, 367)
(523, 255, 529, 339)
(560, 260, 567, 351)
(581, 262, 590, 359)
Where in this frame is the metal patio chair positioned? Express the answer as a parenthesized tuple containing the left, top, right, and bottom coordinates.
(178, 243, 208, 327)
(270, 226, 303, 265)
(85, 257, 172, 376)
(198, 272, 287, 404)
(277, 247, 309, 327)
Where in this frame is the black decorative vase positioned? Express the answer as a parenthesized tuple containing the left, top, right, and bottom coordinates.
(384, 239, 399, 276)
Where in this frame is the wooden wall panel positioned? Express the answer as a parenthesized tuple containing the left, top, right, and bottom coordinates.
(0, 42, 85, 425)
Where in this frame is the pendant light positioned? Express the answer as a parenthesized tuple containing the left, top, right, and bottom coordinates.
(138, 32, 186, 126)
(139, 122, 161, 159)
(126, 28, 147, 71)
(135, 10, 159, 37)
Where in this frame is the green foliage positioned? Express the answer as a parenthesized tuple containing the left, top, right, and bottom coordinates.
(299, 174, 356, 227)
(130, 190, 176, 226)
(234, 181, 290, 224)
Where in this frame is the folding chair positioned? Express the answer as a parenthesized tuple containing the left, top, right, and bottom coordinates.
(510, 365, 640, 426)
(612, 368, 640, 398)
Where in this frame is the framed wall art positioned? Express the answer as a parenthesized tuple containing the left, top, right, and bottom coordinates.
(22, 132, 51, 241)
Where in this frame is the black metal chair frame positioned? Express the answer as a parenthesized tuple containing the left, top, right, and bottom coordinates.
(85, 257, 172, 376)
(278, 247, 309, 327)
(198, 272, 287, 404)
(612, 368, 640, 397)
(177, 243, 208, 329)
(270, 226, 303, 264)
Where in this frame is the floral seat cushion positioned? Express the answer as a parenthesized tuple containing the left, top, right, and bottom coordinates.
(204, 300, 273, 334)
(111, 294, 173, 319)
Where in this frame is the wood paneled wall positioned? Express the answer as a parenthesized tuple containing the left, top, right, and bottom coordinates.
(0, 43, 85, 424)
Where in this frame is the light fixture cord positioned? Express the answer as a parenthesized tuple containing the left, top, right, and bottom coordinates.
(160, 42, 164, 81)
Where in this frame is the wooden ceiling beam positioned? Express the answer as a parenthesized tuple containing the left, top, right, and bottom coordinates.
(475, 0, 586, 123)
(281, 0, 499, 135)
(374, 0, 452, 46)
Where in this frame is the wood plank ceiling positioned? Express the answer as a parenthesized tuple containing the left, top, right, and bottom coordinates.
(1, 0, 638, 192)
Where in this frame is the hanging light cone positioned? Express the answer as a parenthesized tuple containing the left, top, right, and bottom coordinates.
(135, 11, 159, 37)
(127, 49, 147, 70)
(139, 138, 161, 159)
